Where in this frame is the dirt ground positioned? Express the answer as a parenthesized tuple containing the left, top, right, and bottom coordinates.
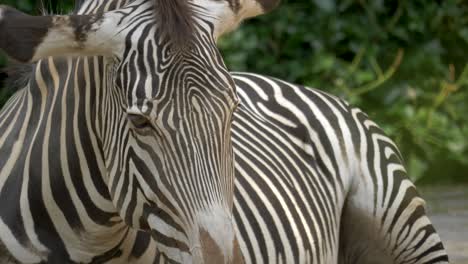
(422, 185, 468, 264)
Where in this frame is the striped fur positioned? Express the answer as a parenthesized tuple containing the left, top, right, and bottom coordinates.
(0, 67, 449, 263)
(0, 0, 448, 263)
(231, 73, 448, 263)
(0, 0, 243, 263)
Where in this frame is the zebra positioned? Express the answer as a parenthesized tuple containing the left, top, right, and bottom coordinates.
(0, 0, 260, 262)
(230, 72, 449, 264)
(0, 0, 449, 263)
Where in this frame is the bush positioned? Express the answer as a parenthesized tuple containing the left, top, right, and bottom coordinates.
(1, 0, 467, 183)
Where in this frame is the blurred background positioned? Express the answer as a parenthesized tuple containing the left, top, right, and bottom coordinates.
(0, 0, 467, 260)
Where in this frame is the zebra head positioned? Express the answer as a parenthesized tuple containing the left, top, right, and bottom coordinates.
(0, 0, 279, 262)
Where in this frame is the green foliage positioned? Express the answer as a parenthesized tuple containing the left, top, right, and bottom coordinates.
(219, 0, 468, 183)
(0, 0, 36, 12)
(0, 0, 466, 183)
(0, 0, 73, 14)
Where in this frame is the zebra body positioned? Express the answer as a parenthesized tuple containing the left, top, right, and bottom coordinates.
(0, 62, 448, 263)
(231, 73, 448, 263)
(0, 0, 448, 263)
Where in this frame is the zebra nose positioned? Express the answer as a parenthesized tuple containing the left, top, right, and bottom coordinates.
(199, 227, 225, 263)
(190, 249, 204, 264)
(232, 238, 245, 264)
(197, 227, 244, 263)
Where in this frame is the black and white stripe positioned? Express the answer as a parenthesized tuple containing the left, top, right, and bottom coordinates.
(230, 73, 448, 263)
(0, 0, 448, 263)
(0, 0, 245, 262)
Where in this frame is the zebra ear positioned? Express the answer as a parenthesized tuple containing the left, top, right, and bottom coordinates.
(239, 0, 281, 17)
(207, 0, 280, 39)
(254, 0, 281, 13)
(0, 5, 124, 63)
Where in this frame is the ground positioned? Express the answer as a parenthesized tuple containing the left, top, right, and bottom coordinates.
(422, 185, 468, 264)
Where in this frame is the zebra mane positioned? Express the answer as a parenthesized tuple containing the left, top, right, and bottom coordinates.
(153, 0, 195, 49)
(1, 1, 49, 95)
(73, 0, 195, 48)
(1, 64, 33, 93)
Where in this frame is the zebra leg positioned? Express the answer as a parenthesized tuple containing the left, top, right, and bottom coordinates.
(338, 110, 449, 264)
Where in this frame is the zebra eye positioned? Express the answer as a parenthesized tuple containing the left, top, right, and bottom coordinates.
(128, 114, 151, 130)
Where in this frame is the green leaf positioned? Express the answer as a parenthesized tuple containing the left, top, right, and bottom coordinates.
(313, 0, 335, 12)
